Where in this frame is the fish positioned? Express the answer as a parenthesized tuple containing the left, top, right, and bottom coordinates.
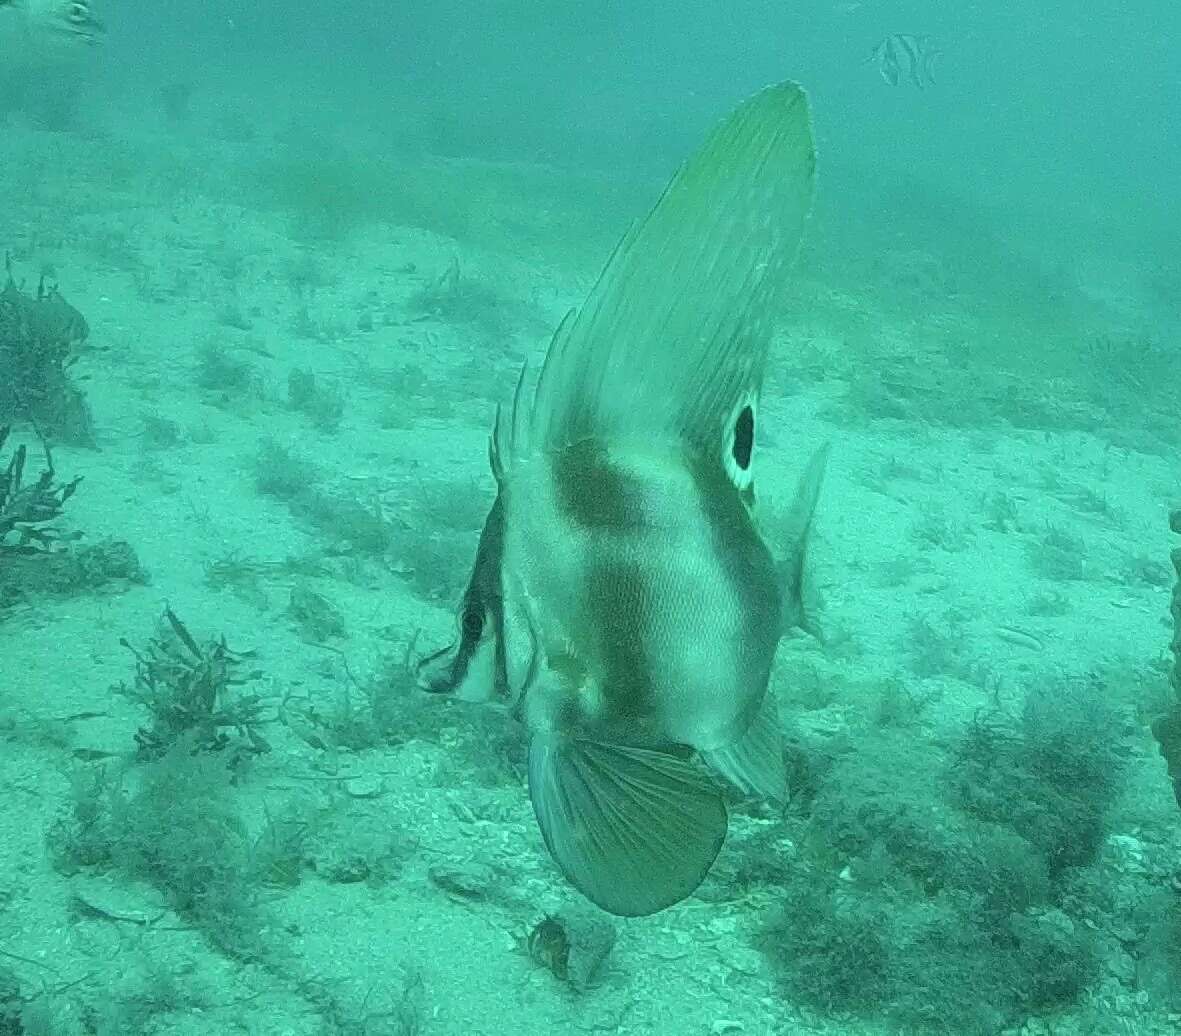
(0, 0, 103, 125)
(868, 33, 939, 88)
(0, 0, 104, 47)
(416, 80, 826, 917)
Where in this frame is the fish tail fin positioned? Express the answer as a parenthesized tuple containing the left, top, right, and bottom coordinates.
(777, 443, 830, 639)
(528, 738, 727, 916)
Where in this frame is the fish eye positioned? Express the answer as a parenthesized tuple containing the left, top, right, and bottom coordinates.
(731, 404, 754, 471)
(69, 2, 88, 20)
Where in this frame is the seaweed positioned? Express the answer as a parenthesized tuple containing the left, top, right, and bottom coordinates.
(287, 583, 346, 642)
(407, 257, 513, 336)
(297, 489, 394, 557)
(251, 441, 395, 559)
(764, 873, 1094, 1034)
(0, 425, 81, 556)
(279, 675, 382, 754)
(115, 606, 270, 764)
(47, 748, 265, 959)
(1170, 507, 1180, 697)
(0, 258, 94, 444)
(287, 368, 345, 433)
(251, 803, 310, 890)
(764, 715, 1105, 1032)
(193, 341, 260, 401)
(1, 538, 147, 613)
(138, 412, 184, 449)
(252, 438, 321, 501)
(951, 677, 1127, 876)
(249, 786, 410, 890)
(904, 610, 967, 681)
(254, 144, 392, 241)
(300, 965, 429, 1036)
(1150, 508, 1181, 807)
(203, 551, 329, 610)
(1023, 522, 1089, 582)
(0, 966, 21, 1036)
(0, 427, 142, 612)
(301, 795, 409, 887)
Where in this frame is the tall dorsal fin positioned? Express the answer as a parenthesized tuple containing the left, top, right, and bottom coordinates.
(502, 81, 815, 480)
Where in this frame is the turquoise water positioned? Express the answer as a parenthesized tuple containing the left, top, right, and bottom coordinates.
(2, 2, 1179, 1033)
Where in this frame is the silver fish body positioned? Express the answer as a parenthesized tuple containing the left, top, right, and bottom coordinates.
(502, 443, 781, 753)
(419, 81, 824, 916)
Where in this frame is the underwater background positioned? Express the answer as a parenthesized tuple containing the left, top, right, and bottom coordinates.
(2, 0, 1180, 1033)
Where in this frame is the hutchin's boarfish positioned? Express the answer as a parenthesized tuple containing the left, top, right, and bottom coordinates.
(0, 0, 104, 47)
(868, 33, 939, 88)
(417, 80, 826, 917)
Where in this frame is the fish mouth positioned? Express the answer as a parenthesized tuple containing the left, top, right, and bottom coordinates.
(414, 640, 462, 694)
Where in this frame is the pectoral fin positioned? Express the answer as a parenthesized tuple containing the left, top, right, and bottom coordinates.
(528, 738, 727, 916)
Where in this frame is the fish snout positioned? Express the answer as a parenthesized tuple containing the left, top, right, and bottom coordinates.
(413, 640, 462, 695)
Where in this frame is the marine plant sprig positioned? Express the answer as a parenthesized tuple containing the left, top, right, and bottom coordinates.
(0, 424, 82, 555)
(117, 606, 270, 763)
(0, 256, 94, 443)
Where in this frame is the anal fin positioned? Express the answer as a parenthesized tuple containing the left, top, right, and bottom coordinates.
(700, 689, 787, 807)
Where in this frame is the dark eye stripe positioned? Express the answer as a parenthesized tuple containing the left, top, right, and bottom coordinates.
(461, 606, 485, 638)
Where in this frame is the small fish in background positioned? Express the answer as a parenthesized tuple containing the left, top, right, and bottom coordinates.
(417, 81, 827, 917)
(0, 0, 105, 47)
(868, 33, 940, 88)
(1, 0, 103, 127)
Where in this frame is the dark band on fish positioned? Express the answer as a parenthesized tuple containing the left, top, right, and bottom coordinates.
(416, 493, 509, 698)
(549, 443, 658, 725)
(690, 455, 780, 683)
(585, 554, 657, 724)
(551, 441, 650, 531)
